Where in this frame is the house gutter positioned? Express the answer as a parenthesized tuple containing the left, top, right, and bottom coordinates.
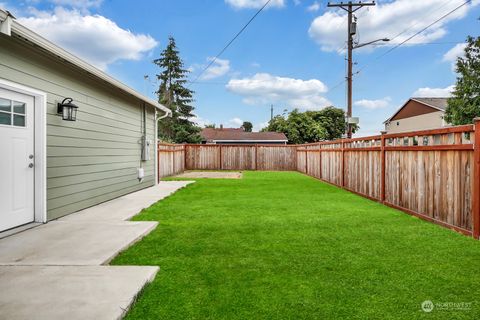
(154, 108, 171, 184)
(0, 8, 171, 115)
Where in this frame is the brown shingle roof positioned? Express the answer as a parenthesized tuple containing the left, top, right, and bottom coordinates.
(201, 128, 288, 142)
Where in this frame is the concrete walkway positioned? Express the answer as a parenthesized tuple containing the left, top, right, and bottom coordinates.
(0, 181, 193, 320)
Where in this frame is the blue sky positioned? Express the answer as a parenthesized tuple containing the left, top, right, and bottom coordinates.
(2, 0, 480, 135)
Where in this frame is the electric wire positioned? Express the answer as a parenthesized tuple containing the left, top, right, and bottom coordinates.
(189, 0, 273, 85)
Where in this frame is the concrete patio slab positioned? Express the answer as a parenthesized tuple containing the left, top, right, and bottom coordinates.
(174, 171, 242, 179)
(0, 220, 157, 265)
(0, 181, 192, 319)
(0, 222, 41, 240)
(0, 265, 158, 320)
(60, 181, 194, 222)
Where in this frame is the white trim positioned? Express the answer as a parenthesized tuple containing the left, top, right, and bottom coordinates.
(0, 78, 47, 223)
(154, 110, 158, 185)
(0, 8, 171, 117)
(0, 11, 12, 36)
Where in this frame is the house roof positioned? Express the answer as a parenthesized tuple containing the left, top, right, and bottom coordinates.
(201, 128, 288, 142)
(411, 97, 448, 111)
(384, 97, 449, 123)
(0, 8, 171, 116)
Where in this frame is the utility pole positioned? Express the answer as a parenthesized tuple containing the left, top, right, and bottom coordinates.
(270, 104, 274, 121)
(328, 1, 375, 138)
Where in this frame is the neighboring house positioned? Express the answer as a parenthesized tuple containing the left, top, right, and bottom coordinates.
(0, 9, 171, 232)
(384, 97, 449, 133)
(200, 127, 288, 145)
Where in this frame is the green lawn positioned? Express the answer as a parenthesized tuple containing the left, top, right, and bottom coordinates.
(112, 171, 480, 319)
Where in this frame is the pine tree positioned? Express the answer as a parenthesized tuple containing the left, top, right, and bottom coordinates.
(444, 36, 480, 125)
(155, 37, 201, 143)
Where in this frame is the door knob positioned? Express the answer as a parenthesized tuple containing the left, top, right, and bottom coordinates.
(29, 154, 34, 159)
(29, 163, 34, 168)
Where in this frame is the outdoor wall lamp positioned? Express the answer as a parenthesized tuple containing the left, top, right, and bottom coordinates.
(57, 98, 78, 121)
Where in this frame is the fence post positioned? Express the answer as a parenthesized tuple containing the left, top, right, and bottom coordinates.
(183, 144, 186, 171)
(380, 131, 386, 203)
(473, 118, 480, 239)
(255, 144, 258, 170)
(172, 146, 175, 175)
(219, 145, 223, 170)
(318, 143, 322, 180)
(305, 147, 309, 175)
(341, 139, 345, 187)
(292, 145, 298, 171)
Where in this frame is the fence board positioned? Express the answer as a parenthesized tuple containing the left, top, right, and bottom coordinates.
(183, 144, 296, 171)
(157, 123, 479, 239)
(157, 143, 185, 179)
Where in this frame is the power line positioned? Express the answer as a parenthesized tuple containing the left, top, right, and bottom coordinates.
(327, 1, 375, 139)
(356, 0, 472, 75)
(189, 0, 272, 85)
(369, 41, 467, 46)
(387, 0, 455, 43)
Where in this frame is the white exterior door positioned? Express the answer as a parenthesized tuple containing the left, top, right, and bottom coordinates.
(0, 88, 35, 232)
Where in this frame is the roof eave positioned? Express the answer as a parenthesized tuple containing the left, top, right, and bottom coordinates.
(383, 98, 446, 124)
(410, 98, 447, 112)
(0, 8, 171, 116)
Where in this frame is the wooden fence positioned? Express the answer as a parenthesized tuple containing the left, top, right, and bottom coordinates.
(157, 143, 185, 178)
(157, 121, 480, 239)
(297, 124, 478, 238)
(184, 144, 297, 171)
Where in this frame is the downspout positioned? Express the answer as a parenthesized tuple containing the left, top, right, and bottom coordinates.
(154, 108, 172, 184)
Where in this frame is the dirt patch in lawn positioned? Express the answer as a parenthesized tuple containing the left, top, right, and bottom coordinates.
(173, 171, 243, 179)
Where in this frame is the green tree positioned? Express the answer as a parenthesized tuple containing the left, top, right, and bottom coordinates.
(444, 36, 480, 125)
(308, 106, 357, 140)
(205, 124, 216, 128)
(263, 109, 327, 144)
(242, 121, 253, 132)
(155, 36, 201, 143)
(262, 107, 355, 143)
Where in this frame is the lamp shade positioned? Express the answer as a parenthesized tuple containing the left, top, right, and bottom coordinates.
(57, 98, 78, 121)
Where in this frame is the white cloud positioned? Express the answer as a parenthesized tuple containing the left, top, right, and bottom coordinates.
(49, 0, 103, 9)
(228, 117, 244, 127)
(18, 7, 158, 70)
(354, 97, 391, 110)
(443, 43, 466, 70)
(254, 121, 269, 132)
(190, 115, 213, 128)
(226, 73, 331, 110)
(307, 1, 320, 12)
(355, 119, 384, 136)
(225, 0, 285, 9)
(309, 0, 479, 52)
(201, 58, 231, 80)
(413, 85, 455, 97)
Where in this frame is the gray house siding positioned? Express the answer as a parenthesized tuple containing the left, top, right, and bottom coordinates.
(0, 34, 156, 220)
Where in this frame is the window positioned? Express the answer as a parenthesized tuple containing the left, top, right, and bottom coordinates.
(0, 98, 26, 127)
